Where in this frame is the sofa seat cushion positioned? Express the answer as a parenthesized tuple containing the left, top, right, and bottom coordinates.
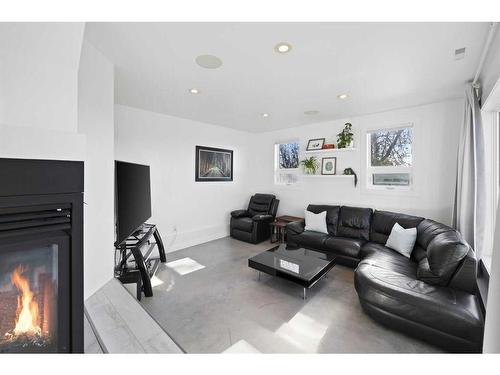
(231, 217, 254, 232)
(354, 262, 484, 347)
(411, 245, 427, 263)
(360, 242, 417, 278)
(324, 236, 364, 259)
(292, 230, 329, 250)
(337, 206, 373, 240)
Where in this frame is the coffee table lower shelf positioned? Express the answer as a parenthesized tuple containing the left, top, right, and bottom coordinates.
(248, 245, 337, 299)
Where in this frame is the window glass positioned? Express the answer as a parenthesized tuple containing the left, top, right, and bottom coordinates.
(370, 127, 412, 167)
(367, 126, 413, 190)
(278, 142, 299, 169)
(275, 142, 299, 185)
(372, 173, 411, 186)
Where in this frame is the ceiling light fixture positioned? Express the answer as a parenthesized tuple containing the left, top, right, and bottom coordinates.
(189, 88, 200, 94)
(274, 42, 292, 54)
(304, 110, 320, 115)
(337, 93, 349, 100)
(195, 54, 223, 69)
(261, 113, 270, 118)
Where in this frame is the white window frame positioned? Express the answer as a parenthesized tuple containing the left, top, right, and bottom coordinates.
(274, 140, 300, 185)
(366, 124, 414, 192)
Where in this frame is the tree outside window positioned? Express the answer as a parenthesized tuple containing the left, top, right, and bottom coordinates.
(279, 143, 299, 169)
(367, 126, 413, 189)
(275, 142, 299, 185)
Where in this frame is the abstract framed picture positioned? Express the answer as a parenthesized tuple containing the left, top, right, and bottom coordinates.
(195, 146, 233, 182)
(321, 157, 337, 175)
(306, 138, 325, 151)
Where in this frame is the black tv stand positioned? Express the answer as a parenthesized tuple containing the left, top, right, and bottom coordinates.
(114, 223, 167, 299)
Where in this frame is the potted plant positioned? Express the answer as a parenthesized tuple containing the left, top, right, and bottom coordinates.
(300, 156, 319, 175)
(337, 122, 354, 148)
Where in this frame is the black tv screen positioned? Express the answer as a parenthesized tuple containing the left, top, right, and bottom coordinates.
(115, 161, 152, 245)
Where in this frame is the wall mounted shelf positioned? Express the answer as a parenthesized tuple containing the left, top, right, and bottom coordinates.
(304, 148, 357, 154)
(302, 174, 354, 178)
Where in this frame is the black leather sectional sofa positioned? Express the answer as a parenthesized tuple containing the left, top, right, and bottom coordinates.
(286, 204, 484, 353)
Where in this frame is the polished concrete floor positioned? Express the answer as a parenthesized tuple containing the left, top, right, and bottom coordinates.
(139, 237, 443, 353)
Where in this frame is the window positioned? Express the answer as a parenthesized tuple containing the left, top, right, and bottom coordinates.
(481, 111, 500, 273)
(275, 142, 299, 185)
(366, 125, 413, 190)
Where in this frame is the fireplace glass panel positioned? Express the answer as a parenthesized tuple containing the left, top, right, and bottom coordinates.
(0, 244, 58, 353)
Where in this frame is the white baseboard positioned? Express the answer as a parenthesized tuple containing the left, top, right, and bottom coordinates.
(161, 224, 229, 254)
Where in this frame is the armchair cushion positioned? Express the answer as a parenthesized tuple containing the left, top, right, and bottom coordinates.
(231, 217, 254, 232)
(231, 209, 250, 218)
(248, 194, 276, 216)
(252, 214, 274, 222)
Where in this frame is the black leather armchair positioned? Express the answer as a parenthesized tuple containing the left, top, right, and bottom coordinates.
(230, 193, 279, 244)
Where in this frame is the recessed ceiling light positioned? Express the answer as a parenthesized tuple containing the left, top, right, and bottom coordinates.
(304, 110, 320, 115)
(189, 88, 200, 94)
(261, 113, 270, 118)
(195, 54, 223, 69)
(274, 42, 292, 54)
(337, 94, 349, 100)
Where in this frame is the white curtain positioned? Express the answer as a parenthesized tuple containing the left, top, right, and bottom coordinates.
(453, 83, 486, 256)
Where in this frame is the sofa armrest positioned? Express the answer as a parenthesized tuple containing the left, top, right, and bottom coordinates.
(252, 214, 274, 222)
(231, 209, 250, 218)
(286, 221, 305, 235)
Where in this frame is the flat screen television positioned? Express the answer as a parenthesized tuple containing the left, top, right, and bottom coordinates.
(115, 161, 152, 246)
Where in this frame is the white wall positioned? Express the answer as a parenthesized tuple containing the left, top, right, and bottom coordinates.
(480, 26, 500, 102)
(0, 23, 84, 132)
(78, 40, 115, 299)
(253, 99, 463, 225)
(0, 24, 116, 299)
(0, 23, 86, 161)
(114, 105, 259, 252)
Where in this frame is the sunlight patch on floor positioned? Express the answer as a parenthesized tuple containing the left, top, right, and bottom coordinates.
(275, 311, 328, 352)
(165, 257, 206, 275)
(223, 339, 261, 353)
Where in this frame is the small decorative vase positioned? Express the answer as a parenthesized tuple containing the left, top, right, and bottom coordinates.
(304, 168, 315, 175)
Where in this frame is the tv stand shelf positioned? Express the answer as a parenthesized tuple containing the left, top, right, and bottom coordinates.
(115, 223, 166, 299)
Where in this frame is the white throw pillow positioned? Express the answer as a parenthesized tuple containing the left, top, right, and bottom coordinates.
(385, 222, 417, 258)
(304, 210, 328, 234)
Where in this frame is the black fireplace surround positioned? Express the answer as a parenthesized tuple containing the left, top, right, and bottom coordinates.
(0, 158, 84, 353)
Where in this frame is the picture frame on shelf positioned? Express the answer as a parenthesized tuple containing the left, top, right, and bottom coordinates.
(306, 138, 325, 151)
(321, 157, 337, 175)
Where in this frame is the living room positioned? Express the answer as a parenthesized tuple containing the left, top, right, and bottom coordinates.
(1, 0, 500, 372)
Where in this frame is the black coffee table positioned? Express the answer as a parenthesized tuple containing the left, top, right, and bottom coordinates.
(248, 244, 336, 299)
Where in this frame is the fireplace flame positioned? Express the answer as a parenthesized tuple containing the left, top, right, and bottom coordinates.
(10, 265, 42, 337)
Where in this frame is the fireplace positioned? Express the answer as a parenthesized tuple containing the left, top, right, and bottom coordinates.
(0, 158, 84, 353)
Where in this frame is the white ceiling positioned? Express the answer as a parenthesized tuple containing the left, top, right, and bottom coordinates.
(84, 22, 489, 133)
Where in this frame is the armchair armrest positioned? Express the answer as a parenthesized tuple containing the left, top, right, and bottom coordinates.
(252, 214, 274, 222)
(286, 221, 305, 235)
(231, 209, 250, 218)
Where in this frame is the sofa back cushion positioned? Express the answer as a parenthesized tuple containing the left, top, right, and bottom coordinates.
(416, 219, 471, 286)
(307, 204, 340, 236)
(248, 193, 275, 216)
(370, 210, 424, 245)
(337, 206, 372, 241)
(416, 219, 454, 249)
